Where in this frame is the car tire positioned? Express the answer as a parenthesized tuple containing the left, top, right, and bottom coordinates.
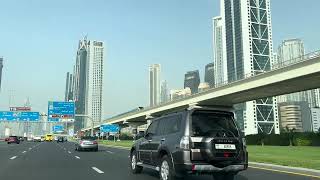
(160, 155, 175, 180)
(7, 142, 10, 144)
(213, 173, 235, 180)
(94, 148, 98, 152)
(130, 150, 143, 174)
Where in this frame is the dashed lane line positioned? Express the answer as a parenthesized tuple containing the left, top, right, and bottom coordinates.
(92, 167, 104, 174)
(106, 150, 114, 154)
(10, 156, 17, 160)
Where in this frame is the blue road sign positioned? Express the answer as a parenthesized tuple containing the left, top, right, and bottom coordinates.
(48, 101, 75, 122)
(0, 111, 40, 121)
(100, 124, 120, 133)
(53, 125, 64, 133)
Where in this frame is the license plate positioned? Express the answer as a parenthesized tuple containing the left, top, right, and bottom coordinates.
(215, 144, 236, 150)
(85, 142, 93, 145)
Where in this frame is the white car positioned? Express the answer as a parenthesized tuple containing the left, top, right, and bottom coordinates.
(33, 136, 41, 142)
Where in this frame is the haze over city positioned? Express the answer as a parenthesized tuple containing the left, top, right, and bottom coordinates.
(0, 0, 320, 119)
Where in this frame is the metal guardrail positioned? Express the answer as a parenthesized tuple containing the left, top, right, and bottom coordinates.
(102, 50, 320, 124)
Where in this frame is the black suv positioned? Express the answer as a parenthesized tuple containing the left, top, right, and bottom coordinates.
(130, 106, 248, 180)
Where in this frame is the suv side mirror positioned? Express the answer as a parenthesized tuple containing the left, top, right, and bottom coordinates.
(134, 131, 145, 140)
(145, 132, 154, 139)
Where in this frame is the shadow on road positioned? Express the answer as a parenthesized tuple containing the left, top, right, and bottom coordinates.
(138, 169, 248, 180)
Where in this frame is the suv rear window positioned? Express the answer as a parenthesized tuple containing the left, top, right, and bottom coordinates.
(191, 111, 239, 137)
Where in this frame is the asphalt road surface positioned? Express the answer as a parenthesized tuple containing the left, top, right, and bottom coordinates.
(0, 141, 317, 180)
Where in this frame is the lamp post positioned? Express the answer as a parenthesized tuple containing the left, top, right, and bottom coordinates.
(75, 114, 94, 137)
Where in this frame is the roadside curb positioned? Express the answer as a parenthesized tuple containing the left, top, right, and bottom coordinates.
(249, 162, 320, 178)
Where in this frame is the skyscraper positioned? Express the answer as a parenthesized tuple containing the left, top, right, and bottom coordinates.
(160, 80, 169, 104)
(204, 63, 215, 87)
(184, 70, 200, 94)
(220, 0, 279, 135)
(213, 16, 226, 86)
(277, 39, 315, 107)
(72, 37, 104, 130)
(0, 57, 3, 91)
(149, 64, 161, 107)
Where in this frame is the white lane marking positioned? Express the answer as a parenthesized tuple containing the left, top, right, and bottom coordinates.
(68, 151, 71, 154)
(22, 151, 27, 154)
(75, 156, 80, 159)
(106, 150, 114, 154)
(92, 167, 104, 174)
(10, 156, 17, 160)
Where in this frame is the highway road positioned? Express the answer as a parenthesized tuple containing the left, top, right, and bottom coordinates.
(0, 141, 317, 180)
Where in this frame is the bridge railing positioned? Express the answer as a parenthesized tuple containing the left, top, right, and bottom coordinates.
(105, 50, 320, 123)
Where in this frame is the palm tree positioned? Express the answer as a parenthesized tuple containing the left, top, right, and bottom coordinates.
(285, 126, 296, 146)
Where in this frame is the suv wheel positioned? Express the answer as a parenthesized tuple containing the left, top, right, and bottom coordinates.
(213, 173, 235, 180)
(131, 150, 143, 174)
(160, 155, 175, 180)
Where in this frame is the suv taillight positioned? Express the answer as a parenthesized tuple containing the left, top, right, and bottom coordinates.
(80, 141, 83, 144)
(179, 136, 190, 150)
(93, 141, 97, 144)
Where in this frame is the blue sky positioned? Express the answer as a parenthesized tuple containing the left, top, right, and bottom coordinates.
(0, 0, 319, 118)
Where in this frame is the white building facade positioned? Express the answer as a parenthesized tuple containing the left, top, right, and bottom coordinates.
(213, 16, 226, 86)
(311, 108, 320, 132)
(149, 64, 161, 107)
(86, 40, 104, 128)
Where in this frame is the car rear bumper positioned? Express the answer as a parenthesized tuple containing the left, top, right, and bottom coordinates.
(175, 163, 247, 175)
(79, 144, 98, 149)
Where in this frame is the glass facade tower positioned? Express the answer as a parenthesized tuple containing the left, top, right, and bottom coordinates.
(221, 0, 279, 135)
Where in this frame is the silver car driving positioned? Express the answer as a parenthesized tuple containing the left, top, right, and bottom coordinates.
(75, 137, 98, 151)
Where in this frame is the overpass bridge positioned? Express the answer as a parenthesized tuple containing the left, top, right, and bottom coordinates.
(81, 50, 320, 133)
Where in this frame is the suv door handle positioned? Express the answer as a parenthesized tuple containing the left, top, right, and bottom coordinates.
(161, 138, 165, 142)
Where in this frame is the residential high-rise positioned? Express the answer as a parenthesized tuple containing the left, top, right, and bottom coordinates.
(278, 101, 312, 132)
(213, 16, 225, 86)
(311, 108, 320, 132)
(149, 64, 161, 107)
(72, 37, 104, 130)
(170, 88, 192, 101)
(160, 80, 169, 104)
(220, 0, 279, 135)
(277, 39, 309, 105)
(0, 57, 3, 91)
(278, 39, 305, 66)
(184, 70, 200, 94)
(204, 63, 215, 88)
(198, 82, 210, 93)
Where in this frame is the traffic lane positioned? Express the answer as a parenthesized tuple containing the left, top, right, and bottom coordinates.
(0, 141, 43, 176)
(0, 141, 108, 180)
(58, 142, 315, 180)
(0, 141, 39, 161)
